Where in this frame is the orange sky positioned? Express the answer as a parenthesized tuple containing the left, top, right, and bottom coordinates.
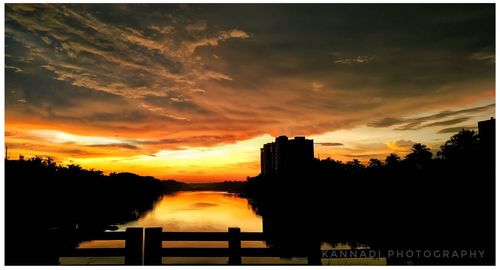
(5, 4, 495, 182)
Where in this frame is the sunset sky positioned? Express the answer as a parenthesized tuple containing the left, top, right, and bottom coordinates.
(5, 4, 495, 182)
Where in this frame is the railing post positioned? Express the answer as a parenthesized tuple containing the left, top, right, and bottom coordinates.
(144, 227, 162, 265)
(125, 227, 143, 265)
(307, 240, 322, 265)
(46, 228, 61, 265)
(228, 227, 241, 265)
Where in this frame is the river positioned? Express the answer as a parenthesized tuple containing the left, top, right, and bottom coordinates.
(62, 191, 301, 264)
(60, 190, 383, 265)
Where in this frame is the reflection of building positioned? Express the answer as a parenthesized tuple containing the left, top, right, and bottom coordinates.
(478, 117, 495, 162)
(260, 136, 314, 175)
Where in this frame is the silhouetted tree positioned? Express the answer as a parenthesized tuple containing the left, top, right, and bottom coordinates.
(346, 159, 364, 174)
(246, 126, 495, 265)
(367, 158, 383, 169)
(405, 143, 432, 169)
(437, 129, 479, 162)
(384, 153, 401, 167)
(5, 157, 186, 265)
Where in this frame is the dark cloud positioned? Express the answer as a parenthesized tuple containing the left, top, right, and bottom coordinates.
(344, 153, 382, 159)
(315, 142, 344, 146)
(420, 117, 470, 128)
(437, 126, 478, 134)
(139, 135, 238, 147)
(369, 103, 494, 130)
(192, 202, 217, 208)
(5, 4, 495, 153)
(367, 117, 404, 128)
(87, 143, 139, 150)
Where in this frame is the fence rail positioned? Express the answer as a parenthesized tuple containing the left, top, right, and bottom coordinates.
(56, 227, 142, 265)
(55, 227, 321, 265)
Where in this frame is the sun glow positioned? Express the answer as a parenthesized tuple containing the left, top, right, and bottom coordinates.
(30, 130, 134, 146)
(8, 129, 274, 182)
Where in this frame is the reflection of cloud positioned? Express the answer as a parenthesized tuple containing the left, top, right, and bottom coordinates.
(192, 202, 217, 208)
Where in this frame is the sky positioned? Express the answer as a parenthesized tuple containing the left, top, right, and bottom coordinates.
(5, 4, 495, 182)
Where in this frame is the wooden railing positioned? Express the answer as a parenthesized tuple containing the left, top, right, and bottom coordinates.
(56, 227, 321, 265)
(57, 227, 143, 265)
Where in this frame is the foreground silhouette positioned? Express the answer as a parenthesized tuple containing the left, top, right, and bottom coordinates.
(5, 158, 186, 265)
(245, 127, 495, 265)
(5, 123, 495, 265)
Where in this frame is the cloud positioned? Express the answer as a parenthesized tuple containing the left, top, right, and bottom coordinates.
(190, 88, 206, 94)
(191, 202, 217, 208)
(369, 104, 494, 130)
(4, 4, 495, 179)
(334, 55, 371, 64)
(6, 65, 23, 72)
(311, 82, 324, 92)
(317, 140, 421, 163)
(437, 126, 478, 134)
(182, 28, 250, 54)
(386, 140, 416, 153)
(315, 142, 343, 146)
(219, 29, 250, 40)
(148, 24, 174, 34)
(5, 4, 248, 104)
(186, 21, 207, 33)
(139, 103, 190, 121)
(367, 117, 404, 128)
(470, 50, 495, 64)
(87, 143, 139, 150)
(419, 117, 470, 128)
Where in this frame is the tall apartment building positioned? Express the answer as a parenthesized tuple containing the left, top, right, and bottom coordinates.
(260, 136, 314, 175)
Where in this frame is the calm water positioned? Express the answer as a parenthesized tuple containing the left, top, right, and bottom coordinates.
(63, 191, 276, 264)
(61, 191, 384, 265)
(116, 191, 262, 232)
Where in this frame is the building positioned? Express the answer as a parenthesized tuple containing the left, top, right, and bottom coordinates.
(478, 117, 495, 163)
(260, 136, 314, 175)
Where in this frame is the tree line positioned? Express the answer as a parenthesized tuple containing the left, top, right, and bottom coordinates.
(245, 129, 494, 265)
(5, 156, 185, 264)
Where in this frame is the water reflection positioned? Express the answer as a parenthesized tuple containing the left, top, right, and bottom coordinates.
(62, 190, 385, 265)
(73, 191, 264, 263)
(64, 191, 265, 264)
(120, 191, 263, 232)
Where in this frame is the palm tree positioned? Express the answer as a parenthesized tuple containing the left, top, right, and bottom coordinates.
(405, 143, 432, 169)
(437, 129, 479, 161)
(385, 153, 401, 167)
(368, 158, 383, 169)
(346, 159, 364, 173)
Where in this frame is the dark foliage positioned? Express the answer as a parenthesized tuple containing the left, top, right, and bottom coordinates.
(246, 130, 495, 265)
(186, 181, 247, 193)
(5, 158, 184, 265)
